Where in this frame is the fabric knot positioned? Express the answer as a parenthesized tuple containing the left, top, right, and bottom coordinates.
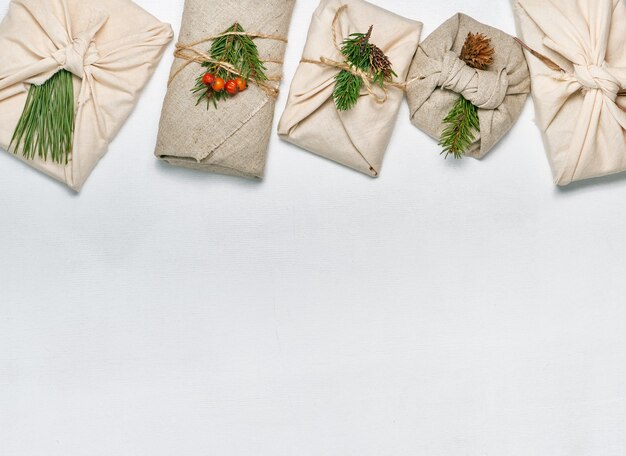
(573, 63, 621, 102)
(437, 50, 509, 110)
(52, 31, 100, 78)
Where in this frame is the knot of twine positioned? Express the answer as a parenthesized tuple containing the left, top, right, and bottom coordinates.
(437, 50, 508, 110)
(301, 5, 414, 106)
(169, 30, 288, 98)
(514, 38, 626, 101)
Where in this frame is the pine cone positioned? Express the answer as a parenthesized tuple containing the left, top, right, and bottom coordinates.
(460, 32, 494, 70)
(370, 43, 393, 80)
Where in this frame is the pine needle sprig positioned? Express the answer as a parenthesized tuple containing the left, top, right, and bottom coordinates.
(439, 96, 480, 159)
(333, 25, 396, 111)
(192, 23, 268, 109)
(10, 70, 75, 164)
(439, 32, 494, 159)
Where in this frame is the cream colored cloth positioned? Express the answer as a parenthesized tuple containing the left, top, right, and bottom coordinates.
(278, 0, 422, 177)
(155, 0, 295, 180)
(0, 0, 173, 191)
(514, 0, 626, 186)
(406, 13, 530, 160)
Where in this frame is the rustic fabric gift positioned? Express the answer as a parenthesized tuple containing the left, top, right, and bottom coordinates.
(0, 0, 173, 191)
(277, 0, 422, 177)
(155, 0, 295, 180)
(514, 0, 626, 186)
(406, 13, 530, 160)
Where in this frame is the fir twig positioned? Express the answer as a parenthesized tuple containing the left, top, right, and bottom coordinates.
(439, 33, 494, 159)
(192, 23, 267, 109)
(439, 96, 480, 159)
(333, 26, 396, 111)
(10, 70, 75, 164)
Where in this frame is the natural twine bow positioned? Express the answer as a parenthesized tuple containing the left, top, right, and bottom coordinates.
(300, 5, 416, 105)
(514, 38, 626, 103)
(169, 30, 288, 98)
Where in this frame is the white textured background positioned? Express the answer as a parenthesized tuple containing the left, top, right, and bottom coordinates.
(2, 0, 626, 455)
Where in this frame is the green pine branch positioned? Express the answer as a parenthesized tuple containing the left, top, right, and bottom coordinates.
(192, 23, 267, 109)
(332, 27, 396, 112)
(10, 70, 75, 164)
(438, 96, 480, 160)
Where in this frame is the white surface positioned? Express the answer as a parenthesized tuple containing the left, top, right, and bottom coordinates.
(1, 0, 626, 455)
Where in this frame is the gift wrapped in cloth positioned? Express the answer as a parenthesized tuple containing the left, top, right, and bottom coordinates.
(154, 0, 295, 180)
(278, 0, 422, 177)
(406, 13, 530, 160)
(513, 0, 626, 186)
(0, 0, 173, 191)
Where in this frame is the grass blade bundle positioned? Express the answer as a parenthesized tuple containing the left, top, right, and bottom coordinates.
(10, 70, 75, 164)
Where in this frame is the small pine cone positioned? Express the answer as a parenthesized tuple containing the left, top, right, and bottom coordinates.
(370, 44, 393, 80)
(460, 32, 494, 70)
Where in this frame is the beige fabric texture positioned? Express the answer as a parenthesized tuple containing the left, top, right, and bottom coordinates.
(0, 0, 173, 191)
(277, 0, 422, 178)
(514, 0, 626, 186)
(406, 13, 530, 160)
(155, 0, 295, 180)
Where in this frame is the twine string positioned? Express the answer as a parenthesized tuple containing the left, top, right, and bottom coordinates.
(169, 30, 288, 98)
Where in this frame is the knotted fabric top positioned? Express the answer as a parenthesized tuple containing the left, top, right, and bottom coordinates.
(0, 0, 172, 191)
(437, 51, 509, 110)
(406, 13, 531, 159)
(514, 0, 626, 186)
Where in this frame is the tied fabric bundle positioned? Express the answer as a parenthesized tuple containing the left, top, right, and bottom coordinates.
(406, 14, 530, 160)
(0, 0, 173, 191)
(278, 0, 422, 177)
(513, 0, 626, 186)
(155, 0, 295, 180)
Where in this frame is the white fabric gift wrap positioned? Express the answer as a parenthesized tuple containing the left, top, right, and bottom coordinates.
(278, 0, 422, 177)
(513, 0, 626, 186)
(0, 0, 173, 191)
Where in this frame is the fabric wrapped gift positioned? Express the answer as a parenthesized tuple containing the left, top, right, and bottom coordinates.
(0, 0, 173, 191)
(406, 13, 530, 160)
(513, 0, 626, 186)
(278, 0, 422, 177)
(154, 0, 295, 180)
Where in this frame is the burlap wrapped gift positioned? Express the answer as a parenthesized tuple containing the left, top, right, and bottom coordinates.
(0, 0, 173, 191)
(155, 0, 295, 180)
(513, 0, 626, 186)
(406, 13, 530, 159)
(278, 0, 422, 177)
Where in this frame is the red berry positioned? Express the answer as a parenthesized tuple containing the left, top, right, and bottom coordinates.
(202, 73, 216, 86)
(235, 77, 247, 92)
(212, 77, 225, 92)
(225, 79, 238, 95)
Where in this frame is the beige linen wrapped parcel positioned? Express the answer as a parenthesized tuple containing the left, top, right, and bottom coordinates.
(513, 0, 626, 186)
(406, 13, 530, 160)
(0, 0, 173, 191)
(278, 0, 422, 177)
(155, 0, 295, 180)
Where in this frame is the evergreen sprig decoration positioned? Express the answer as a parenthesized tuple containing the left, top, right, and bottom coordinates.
(192, 23, 268, 109)
(333, 25, 397, 111)
(439, 32, 494, 159)
(10, 70, 75, 164)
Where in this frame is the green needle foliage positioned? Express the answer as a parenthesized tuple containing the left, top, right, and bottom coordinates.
(193, 23, 268, 109)
(10, 70, 75, 164)
(333, 26, 396, 111)
(438, 96, 480, 160)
